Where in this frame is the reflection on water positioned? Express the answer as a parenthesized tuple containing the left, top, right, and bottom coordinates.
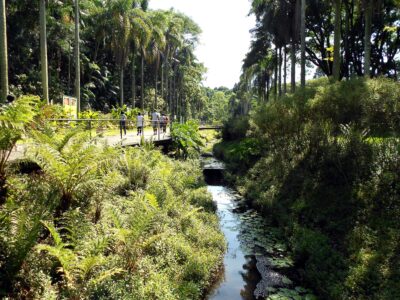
(201, 157, 225, 170)
(206, 185, 316, 300)
(207, 186, 259, 300)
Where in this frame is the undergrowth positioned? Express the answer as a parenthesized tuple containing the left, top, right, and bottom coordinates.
(215, 77, 400, 300)
(0, 100, 225, 299)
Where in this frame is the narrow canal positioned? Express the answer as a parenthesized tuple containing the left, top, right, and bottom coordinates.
(202, 157, 317, 300)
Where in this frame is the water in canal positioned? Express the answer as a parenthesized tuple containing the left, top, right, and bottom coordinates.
(203, 159, 317, 300)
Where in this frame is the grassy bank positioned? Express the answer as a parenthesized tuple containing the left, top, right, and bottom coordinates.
(214, 77, 400, 300)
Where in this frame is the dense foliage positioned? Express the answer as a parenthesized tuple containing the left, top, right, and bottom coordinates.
(0, 98, 225, 299)
(236, 0, 399, 105)
(215, 77, 400, 299)
(1, 0, 222, 121)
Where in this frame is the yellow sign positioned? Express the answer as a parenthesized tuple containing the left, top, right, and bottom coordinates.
(63, 96, 77, 119)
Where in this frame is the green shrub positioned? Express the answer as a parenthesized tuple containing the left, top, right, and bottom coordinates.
(171, 120, 204, 159)
(187, 187, 216, 212)
(291, 226, 346, 299)
(222, 115, 250, 141)
(218, 78, 400, 299)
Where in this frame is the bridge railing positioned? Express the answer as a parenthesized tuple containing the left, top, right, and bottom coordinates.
(47, 118, 170, 141)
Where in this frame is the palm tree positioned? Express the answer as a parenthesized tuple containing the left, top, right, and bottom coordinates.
(129, 7, 151, 108)
(109, 0, 135, 106)
(163, 12, 184, 111)
(141, 48, 145, 110)
(300, 0, 306, 87)
(0, 0, 8, 103)
(290, 36, 296, 92)
(74, 0, 80, 114)
(40, 0, 49, 104)
(146, 11, 166, 111)
(332, 0, 342, 81)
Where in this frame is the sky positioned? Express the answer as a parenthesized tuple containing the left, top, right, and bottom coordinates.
(149, 0, 255, 89)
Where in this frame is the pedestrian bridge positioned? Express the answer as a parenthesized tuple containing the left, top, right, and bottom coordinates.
(10, 119, 222, 160)
(199, 125, 223, 130)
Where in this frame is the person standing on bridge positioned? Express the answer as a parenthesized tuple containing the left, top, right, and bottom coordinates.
(151, 110, 160, 135)
(161, 113, 168, 133)
(137, 112, 144, 136)
(120, 111, 127, 139)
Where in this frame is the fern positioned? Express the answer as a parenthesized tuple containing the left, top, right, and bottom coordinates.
(27, 130, 111, 212)
(36, 221, 121, 296)
(0, 96, 41, 204)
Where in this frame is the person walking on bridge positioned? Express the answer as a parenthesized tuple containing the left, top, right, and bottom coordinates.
(151, 110, 160, 135)
(137, 112, 144, 136)
(120, 111, 127, 139)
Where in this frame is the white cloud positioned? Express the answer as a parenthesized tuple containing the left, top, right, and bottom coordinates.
(150, 0, 255, 89)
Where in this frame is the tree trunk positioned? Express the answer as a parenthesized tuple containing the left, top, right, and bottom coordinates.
(262, 72, 266, 102)
(154, 56, 159, 110)
(40, 0, 49, 104)
(300, 0, 306, 87)
(169, 62, 173, 115)
(278, 47, 282, 96)
(343, 1, 350, 79)
(165, 61, 169, 111)
(283, 46, 287, 94)
(274, 49, 278, 97)
(68, 43, 71, 95)
(364, 0, 372, 77)
(173, 64, 177, 120)
(161, 58, 164, 101)
(131, 51, 136, 108)
(332, 0, 341, 81)
(0, 0, 8, 103)
(74, 0, 80, 114)
(141, 50, 144, 111)
(291, 38, 296, 93)
(119, 67, 124, 106)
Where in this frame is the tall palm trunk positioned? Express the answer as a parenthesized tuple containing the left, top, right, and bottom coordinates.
(161, 58, 164, 100)
(262, 70, 267, 102)
(68, 43, 71, 94)
(40, 0, 49, 104)
(141, 49, 144, 111)
(364, 0, 372, 77)
(74, 0, 80, 114)
(173, 64, 177, 120)
(343, 1, 350, 79)
(291, 38, 296, 93)
(274, 49, 278, 97)
(169, 62, 173, 115)
(131, 50, 136, 108)
(332, 0, 342, 81)
(119, 67, 124, 106)
(283, 47, 287, 94)
(154, 56, 159, 110)
(300, 0, 306, 87)
(0, 0, 8, 103)
(278, 47, 282, 96)
(165, 61, 169, 111)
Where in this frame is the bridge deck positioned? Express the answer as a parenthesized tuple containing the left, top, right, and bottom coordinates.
(9, 131, 172, 161)
(199, 125, 222, 130)
(9, 124, 222, 161)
